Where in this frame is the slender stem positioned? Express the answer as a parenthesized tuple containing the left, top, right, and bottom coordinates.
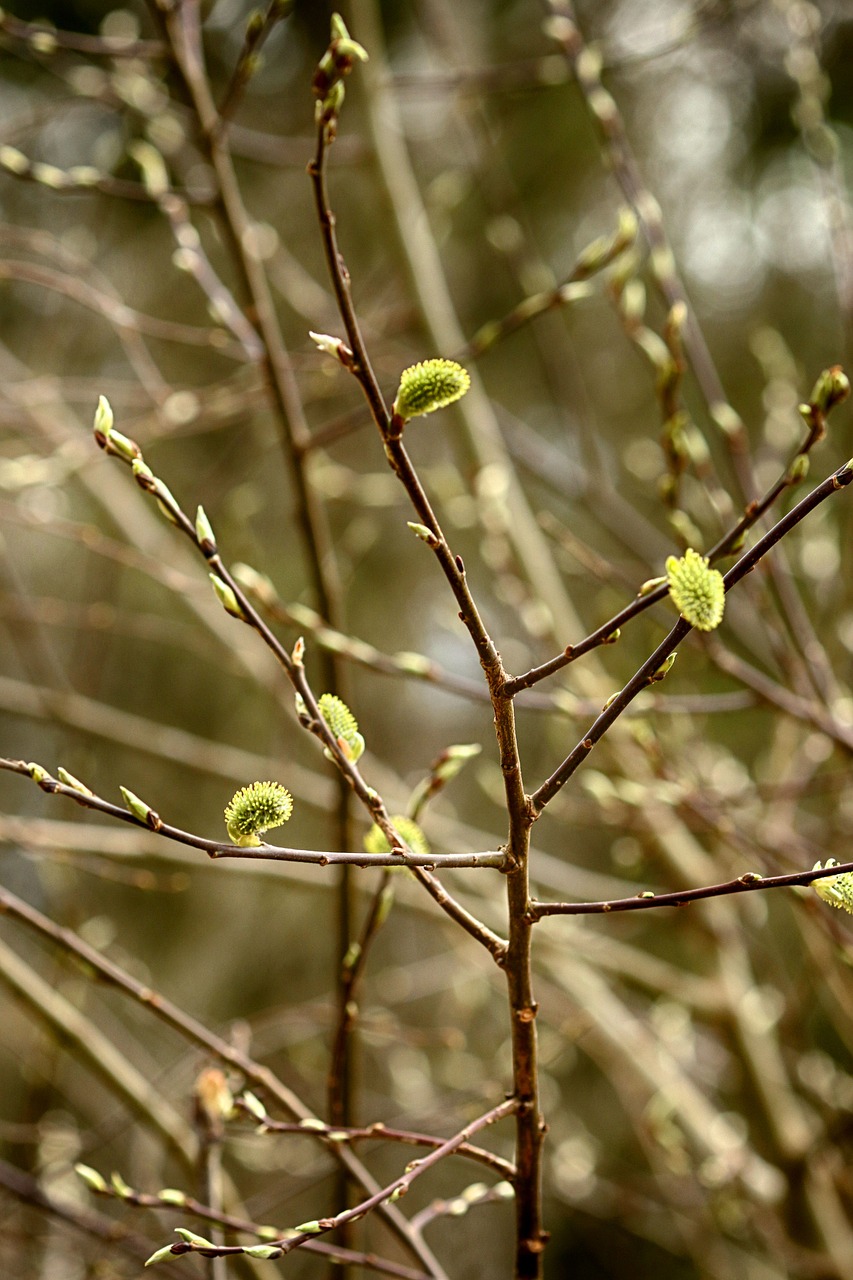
(308, 47, 543, 1272)
(504, 413, 829, 698)
(531, 461, 853, 812)
(0, 879, 449, 1278)
(529, 859, 853, 919)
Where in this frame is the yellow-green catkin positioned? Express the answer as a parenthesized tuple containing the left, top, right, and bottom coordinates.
(812, 859, 853, 914)
(666, 549, 725, 631)
(392, 359, 471, 421)
(225, 781, 293, 846)
(318, 693, 365, 762)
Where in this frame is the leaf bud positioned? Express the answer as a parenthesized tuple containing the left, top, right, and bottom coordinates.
(195, 505, 216, 551)
(209, 574, 248, 621)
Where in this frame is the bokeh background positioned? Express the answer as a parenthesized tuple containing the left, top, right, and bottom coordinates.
(2, 0, 853, 1276)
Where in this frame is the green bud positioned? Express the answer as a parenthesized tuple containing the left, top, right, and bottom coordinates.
(785, 453, 810, 485)
(58, 767, 93, 796)
(335, 37, 369, 62)
(293, 1220, 323, 1235)
(74, 1163, 108, 1193)
(120, 786, 155, 825)
(152, 478, 180, 526)
(241, 1091, 267, 1122)
(244, 1244, 283, 1259)
(110, 1171, 134, 1199)
(393, 359, 471, 421)
(209, 574, 248, 621)
(309, 330, 345, 359)
(27, 762, 49, 784)
(298, 1117, 328, 1132)
(105, 428, 142, 462)
(809, 365, 850, 415)
(144, 1244, 177, 1267)
(638, 576, 667, 597)
(158, 1188, 187, 1206)
(225, 780, 293, 845)
(93, 395, 114, 438)
(330, 13, 349, 40)
(665, 549, 725, 631)
(195, 505, 216, 550)
(394, 650, 432, 674)
(651, 653, 677, 682)
(407, 521, 439, 547)
(175, 1228, 216, 1247)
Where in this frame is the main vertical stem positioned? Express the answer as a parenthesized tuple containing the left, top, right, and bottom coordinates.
(505, 833, 546, 1278)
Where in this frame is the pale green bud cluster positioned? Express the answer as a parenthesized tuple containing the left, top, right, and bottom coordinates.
(812, 859, 853, 914)
(318, 693, 365, 762)
(393, 359, 471, 422)
(665, 548, 725, 632)
(225, 781, 293, 846)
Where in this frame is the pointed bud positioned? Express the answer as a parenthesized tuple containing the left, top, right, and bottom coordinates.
(241, 1091, 267, 1122)
(292, 636, 305, 666)
(651, 653, 677, 682)
(195, 506, 216, 551)
(93, 395, 114, 438)
(120, 786, 156, 826)
(175, 1228, 216, 1248)
(785, 454, 810, 485)
(407, 521, 439, 547)
(110, 1171, 134, 1199)
(144, 1244, 177, 1267)
(58, 767, 93, 796)
(244, 1245, 283, 1259)
(132, 458, 155, 488)
(309, 330, 351, 362)
(209, 574, 248, 621)
(74, 1163, 108, 1193)
(638, 576, 666, 597)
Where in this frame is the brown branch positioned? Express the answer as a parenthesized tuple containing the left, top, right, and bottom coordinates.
(528, 860, 853, 920)
(531, 459, 853, 812)
(0, 757, 505, 870)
